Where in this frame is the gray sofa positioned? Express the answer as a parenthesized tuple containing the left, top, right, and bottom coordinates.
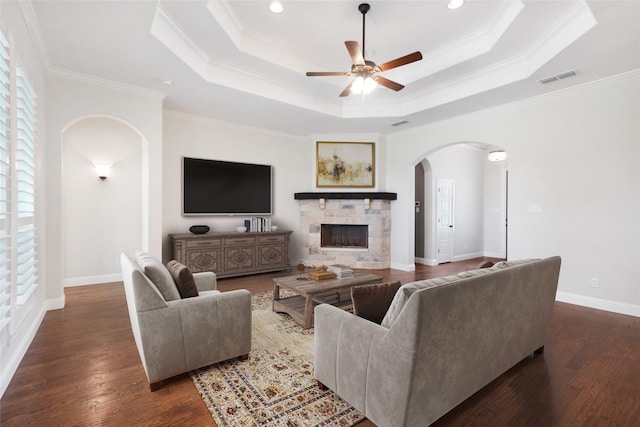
(314, 256, 561, 427)
(120, 252, 252, 390)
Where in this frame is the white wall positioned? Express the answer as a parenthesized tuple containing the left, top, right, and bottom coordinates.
(162, 111, 308, 263)
(483, 162, 508, 258)
(62, 117, 143, 285)
(46, 73, 164, 303)
(386, 72, 640, 316)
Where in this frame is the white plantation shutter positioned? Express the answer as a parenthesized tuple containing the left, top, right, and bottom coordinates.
(14, 66, 37, 310)
(0, 28, 39, 337)
(0, 30, 11, 336)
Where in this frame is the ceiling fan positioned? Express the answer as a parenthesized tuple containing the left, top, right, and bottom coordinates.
(306, 3, 423, 97)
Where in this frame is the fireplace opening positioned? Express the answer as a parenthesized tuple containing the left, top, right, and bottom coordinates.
(321, 224, 368, 249)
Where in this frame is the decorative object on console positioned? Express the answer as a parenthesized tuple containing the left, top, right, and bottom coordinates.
(316, 141, 375, 188)
(189, 225, 210, 234)
(245, 216, 272, 232)
(236, 226, 247, 233)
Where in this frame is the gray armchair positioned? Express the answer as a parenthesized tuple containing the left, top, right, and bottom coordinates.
(120, 252, 251, 390)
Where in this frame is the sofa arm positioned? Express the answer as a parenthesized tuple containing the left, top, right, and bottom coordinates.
(314, 304, 388, 413)
(138, 289, 251, 384)
(193, 271, 217, 292)
(178, 289, 252, 368)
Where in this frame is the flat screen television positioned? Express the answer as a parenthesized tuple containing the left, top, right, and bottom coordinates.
(182, 157, 272, 216)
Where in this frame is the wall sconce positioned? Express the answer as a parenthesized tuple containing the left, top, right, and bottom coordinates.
(95, 164, 111, 181)
(487, 151, 507, 162)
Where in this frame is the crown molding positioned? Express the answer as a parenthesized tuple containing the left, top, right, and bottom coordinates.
(47, 67, 166, 100)
(17, 0, 50, 72)
(163, 109, 303, 139)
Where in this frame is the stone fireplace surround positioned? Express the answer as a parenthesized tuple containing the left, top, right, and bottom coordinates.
(295, 192, 396, 269)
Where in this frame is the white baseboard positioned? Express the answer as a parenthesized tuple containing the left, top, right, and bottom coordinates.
(390, 262, 416, 272)
(0, 303, 47, 398)
(64, 273, 122, 288)
(556, 291, 640, 318)
(415, 257, 438, 266)
(46, 294, 66, 311)
(453, 252, 484, 262)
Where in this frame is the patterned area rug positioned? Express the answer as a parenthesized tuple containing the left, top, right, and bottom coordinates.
(190, 291, 365, 427)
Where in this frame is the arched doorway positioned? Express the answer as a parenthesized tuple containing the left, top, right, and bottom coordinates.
(62, 116, 145, 286)
(415, 142, 507, 265)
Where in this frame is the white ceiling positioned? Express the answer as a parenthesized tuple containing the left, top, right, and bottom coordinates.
(26, 0, 640, 136)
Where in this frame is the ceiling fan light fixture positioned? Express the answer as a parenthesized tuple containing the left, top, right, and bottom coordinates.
(351, 76, 377, 94)
(448, 0, 464, 10)
(269, 1, 284, 14)
(306, 2, 422, 97)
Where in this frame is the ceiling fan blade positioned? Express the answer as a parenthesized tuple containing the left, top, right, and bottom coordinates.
(306, 71, 349, 77)
(345, 41, 365, 66)
(378, 51, 423, 72)
(339, 81, 354, 97)
(374, 76, 405, 92)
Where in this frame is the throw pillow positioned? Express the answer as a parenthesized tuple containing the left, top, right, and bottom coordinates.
(166, 260, 199, 298)
(351, 281, 402, 325)
(477, 260, 494, 269)
(135, 251, 181, 301)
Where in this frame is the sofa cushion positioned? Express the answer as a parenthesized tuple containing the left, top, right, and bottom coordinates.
(135, 251, 181, 301)
(351, 281, 402, 325)
(379, 261, 538, 328)
(166, 260, 199, 298)
(380, 274, 463, 328)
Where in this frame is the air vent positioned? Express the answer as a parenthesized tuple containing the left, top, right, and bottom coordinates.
(538, 69, 578, 84)
(391, 120, 409, 127)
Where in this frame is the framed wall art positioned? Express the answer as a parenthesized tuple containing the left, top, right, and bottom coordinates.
(316, 141, 375, 188)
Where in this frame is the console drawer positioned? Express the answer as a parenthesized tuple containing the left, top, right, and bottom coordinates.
(258, 234, 286, 244)
(224, 236, 257, 246)
(186, 238, 222, 248)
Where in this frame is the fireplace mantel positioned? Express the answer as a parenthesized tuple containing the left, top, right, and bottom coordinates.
(294, 192, 397, 200)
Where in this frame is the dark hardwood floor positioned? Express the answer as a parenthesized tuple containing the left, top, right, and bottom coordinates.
(2, 258, 639, 426)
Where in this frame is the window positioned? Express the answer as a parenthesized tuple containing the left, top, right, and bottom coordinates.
(0, 28, 39, 338)
(0, 30, 11, 336)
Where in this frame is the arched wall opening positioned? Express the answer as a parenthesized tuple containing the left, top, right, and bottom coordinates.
(414, 142, 508, 266)
(62, 116, 146, 286)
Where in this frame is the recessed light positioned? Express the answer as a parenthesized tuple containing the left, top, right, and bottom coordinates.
(269, 1, 284, 14)
(162, 79, 173, 86)
(448, 0, 464, 10)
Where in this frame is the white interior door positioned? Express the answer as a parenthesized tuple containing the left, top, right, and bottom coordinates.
(436, 178, 455, 264)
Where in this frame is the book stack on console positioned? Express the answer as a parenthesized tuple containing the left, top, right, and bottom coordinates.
(327, 264, 354, 278)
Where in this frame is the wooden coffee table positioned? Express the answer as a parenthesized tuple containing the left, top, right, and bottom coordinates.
(272, 272, 384, 329)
